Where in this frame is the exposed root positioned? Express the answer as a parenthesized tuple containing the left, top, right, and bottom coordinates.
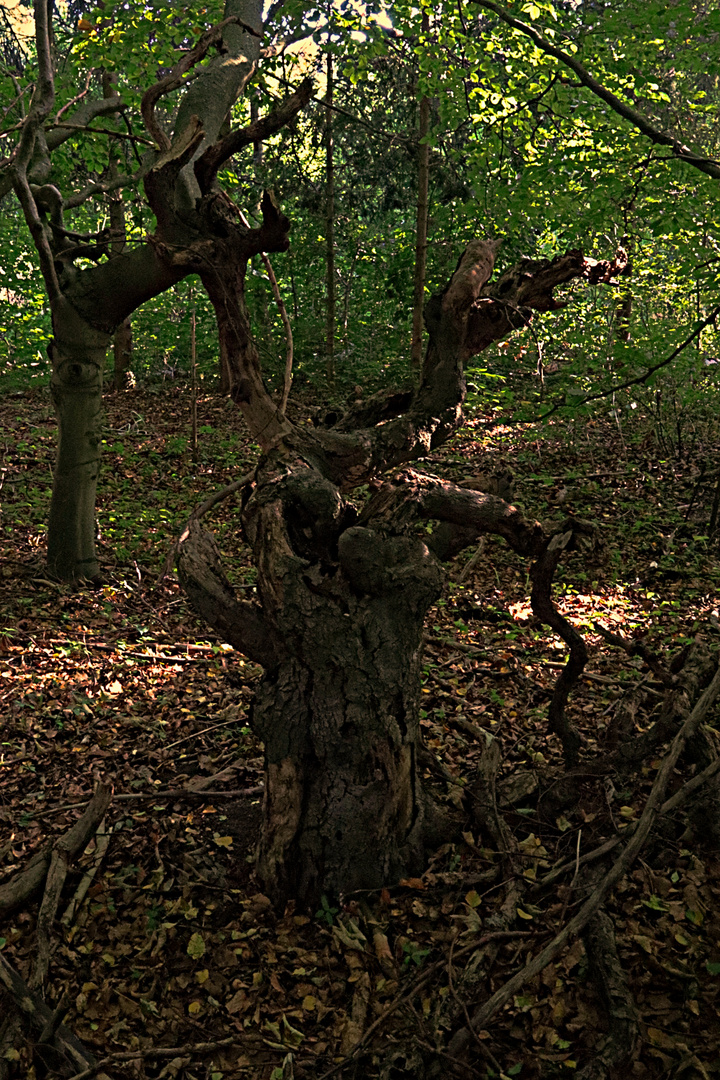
(577, 909, 639, 1079)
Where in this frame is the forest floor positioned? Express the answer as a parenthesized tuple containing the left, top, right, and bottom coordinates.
(3, 384, 720, 1079)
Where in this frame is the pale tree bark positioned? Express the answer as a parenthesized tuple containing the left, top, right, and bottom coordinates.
(46, 299, 110, 580)
(6, 0, 289, 580)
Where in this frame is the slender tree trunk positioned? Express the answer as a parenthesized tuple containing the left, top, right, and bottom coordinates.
(325, 49, 336, 385)
(112, 318, 133, 389)
(46, 299, 110, 582)
(251, 94, 263, 170)
(190, 301, 198, 463)
(410, 14, 430, 372)
(103, 72, 134, 390)
(199, 248, 290, 447)
(342, 241, 361, 345)
(615, 295, 632, 342)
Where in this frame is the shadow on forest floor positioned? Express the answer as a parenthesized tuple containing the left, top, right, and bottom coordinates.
(2, 387, 720, 1078)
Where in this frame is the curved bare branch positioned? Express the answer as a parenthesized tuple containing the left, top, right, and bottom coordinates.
(177, 521, 282, 668)
(474, 0, 720, 180)
(293, 242, 621, 492)
(11, 0, 60, 301)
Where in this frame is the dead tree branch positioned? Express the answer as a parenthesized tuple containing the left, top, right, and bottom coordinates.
(159, 469, 254, 581)
(578, 909, 639, 1079)
(530, 524, 593, 766)
(0, 953, 114, 1078)
(445, 660, 720, 1061)
(0, 781, 112, 919)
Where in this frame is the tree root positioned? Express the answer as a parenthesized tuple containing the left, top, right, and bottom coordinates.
(577, 909, 639, 1079)
(442, 660, 720, 1067)
(0, 782, 113, 1077)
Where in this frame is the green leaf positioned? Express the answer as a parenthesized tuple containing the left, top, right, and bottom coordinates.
(187, 932, 206, 960)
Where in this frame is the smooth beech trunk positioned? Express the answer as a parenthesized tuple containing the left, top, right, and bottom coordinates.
(47, 301, 110, 582)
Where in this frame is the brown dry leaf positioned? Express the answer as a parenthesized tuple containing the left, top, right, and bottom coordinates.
(398, 877, 425, 890)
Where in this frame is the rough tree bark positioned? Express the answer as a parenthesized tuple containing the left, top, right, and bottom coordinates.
(178, 230, 624, 909)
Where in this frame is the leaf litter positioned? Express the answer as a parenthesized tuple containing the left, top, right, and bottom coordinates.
(2, 387, 720, 1077)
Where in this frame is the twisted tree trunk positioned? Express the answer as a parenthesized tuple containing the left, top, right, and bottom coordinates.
(178, 237, 624, 908)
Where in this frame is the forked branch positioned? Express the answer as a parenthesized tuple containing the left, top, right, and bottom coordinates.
(194, 77, 313, 191)
(141, 16, 261, 150)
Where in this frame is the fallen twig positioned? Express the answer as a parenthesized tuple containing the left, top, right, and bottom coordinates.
(33, 789, 112, 988)
(594, 620, 676, 687)
(0, 782, 112, 919)
(65, 1036, 237, 1080)
(578, 908, 639, 1079)
(24, 786, 264, 817)
(446, 660, 720, 1059)
(317, 931, 530, 1080)
(533, 752, 720, 892)
(61, 819, 112, 927)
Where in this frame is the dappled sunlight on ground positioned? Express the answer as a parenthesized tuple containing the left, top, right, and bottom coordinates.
(3, 389, 720, 1076)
